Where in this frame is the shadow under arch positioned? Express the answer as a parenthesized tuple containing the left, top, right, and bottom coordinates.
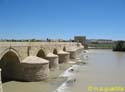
(53, 49, 58, 55)
(0, 48, 21, 62)
(37, 49, 46, 59)
(0, 50, 20, 82)
(63, 46, 66, 51)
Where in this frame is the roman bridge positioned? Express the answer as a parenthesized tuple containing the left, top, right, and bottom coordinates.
(0, 42, 84, 90)
(0, 42, 83, 61)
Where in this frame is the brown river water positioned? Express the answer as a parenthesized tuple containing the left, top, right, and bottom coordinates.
(55, 49, 125, 92)
(3, 49, 125, 92)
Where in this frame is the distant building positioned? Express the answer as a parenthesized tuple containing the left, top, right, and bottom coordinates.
(74, 36, 87, 48)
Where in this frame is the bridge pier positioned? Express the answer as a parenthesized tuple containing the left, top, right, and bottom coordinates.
(20, 56, 49, 81)
(68, 49, 77, 59)
(67, 46, 84, 60)
(74, 47, 84, 58)
(58, 51, 70, 63)
(46, 53, 58, 69)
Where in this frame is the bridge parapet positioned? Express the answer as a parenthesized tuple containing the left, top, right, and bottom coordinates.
(0, 42, 83, 61)
(0, 42, 84, 82)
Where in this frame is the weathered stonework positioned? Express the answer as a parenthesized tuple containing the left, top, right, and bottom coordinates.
(76, 47, 84, 58)
(46, 53, 58, 69)
(0, 42, 84, 82)
(58, 51, 70, 63)
(68, 49, 77, 59)
(20, 56, 49, 81)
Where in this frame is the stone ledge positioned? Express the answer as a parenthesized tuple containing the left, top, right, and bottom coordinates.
(46, 53, 58, 58)
(21, 56, 49, 64)
(58, 51, 69, 54)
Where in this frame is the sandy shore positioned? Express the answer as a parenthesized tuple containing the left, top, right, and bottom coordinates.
(2, 62, 74, 92)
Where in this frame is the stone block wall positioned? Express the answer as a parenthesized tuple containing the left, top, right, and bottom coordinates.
(20, 63, 49, 81)
(58, 51, 70, 63)
(0, 69, 3, 92)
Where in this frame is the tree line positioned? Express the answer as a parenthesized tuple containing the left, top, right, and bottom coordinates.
(113, 40, 125, 51)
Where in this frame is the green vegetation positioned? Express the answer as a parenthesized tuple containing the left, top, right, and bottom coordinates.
(113, 40, 125, 51)
(0, 39, 73, 42)
(88, 43, 113, 49)
(0, 39, 41, 42)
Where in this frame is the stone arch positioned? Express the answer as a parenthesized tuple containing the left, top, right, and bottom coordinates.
(0, 50, 21, 82)
(0, 48, 21, 61)
(27, 46, 31, 56)
(37, 49, 46, 59)
(53, 49, 58, 55)
(63, 46, 66, 51)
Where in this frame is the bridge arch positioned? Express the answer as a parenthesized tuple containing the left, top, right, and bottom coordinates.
(0, 49, 21, 82)
(37, 49, 46, 59)
(0, 48, 21, 61)
(53, 49, 58, 55)
(63, 46, 66, 51)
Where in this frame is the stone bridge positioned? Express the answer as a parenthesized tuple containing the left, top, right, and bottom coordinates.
(0, 42, 84, 85)
(0, 42, 84, 61)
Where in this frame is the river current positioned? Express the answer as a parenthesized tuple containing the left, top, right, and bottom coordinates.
(3, 49, 125, 92)
(55, 49, 125, 92)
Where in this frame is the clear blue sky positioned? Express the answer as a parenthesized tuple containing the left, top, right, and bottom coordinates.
(0, 0, 125, 40)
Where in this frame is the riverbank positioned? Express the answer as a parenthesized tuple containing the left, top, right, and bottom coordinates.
(88, 47, 112, 49)
(3, 62, 75, 92)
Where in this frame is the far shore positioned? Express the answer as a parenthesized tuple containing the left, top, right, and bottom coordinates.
(88, 47, 112, 49)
